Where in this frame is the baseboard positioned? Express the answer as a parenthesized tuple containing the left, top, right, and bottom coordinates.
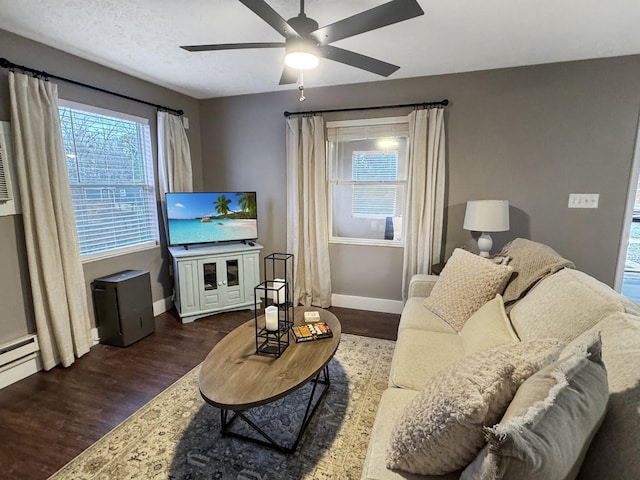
(153, 296, 173, 317)
(331, 294, 403, 314)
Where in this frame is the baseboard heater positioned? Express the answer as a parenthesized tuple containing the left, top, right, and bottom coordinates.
(0, 334, 42, 390)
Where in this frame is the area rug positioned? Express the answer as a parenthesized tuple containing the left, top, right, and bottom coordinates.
(49, 334, 395, 480)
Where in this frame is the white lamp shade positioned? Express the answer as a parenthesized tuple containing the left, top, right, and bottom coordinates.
(463, 200, 510, 232)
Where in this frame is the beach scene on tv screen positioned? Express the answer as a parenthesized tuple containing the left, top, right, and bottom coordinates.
(167, 192, 257, 245)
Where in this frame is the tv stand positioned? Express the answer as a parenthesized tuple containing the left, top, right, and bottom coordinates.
(169, 242, 263, 323)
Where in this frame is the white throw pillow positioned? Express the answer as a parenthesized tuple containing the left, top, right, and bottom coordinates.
(423, 249, 513, 332)
(386, 339, 562, 476)
(460, 294, 520, 354)
(462, 333, 608, 480)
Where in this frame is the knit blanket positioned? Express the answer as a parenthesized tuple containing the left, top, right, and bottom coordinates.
(499, 238, 575, 305)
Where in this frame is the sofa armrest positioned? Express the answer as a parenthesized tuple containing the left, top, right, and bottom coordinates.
(408, 274, 439, 299)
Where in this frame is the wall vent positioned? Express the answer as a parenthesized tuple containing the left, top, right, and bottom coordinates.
(0, 121, 20, 216)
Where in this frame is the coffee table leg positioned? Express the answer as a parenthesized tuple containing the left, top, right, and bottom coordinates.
(294, 364, 329, 450)
(218, 364, 331, 454)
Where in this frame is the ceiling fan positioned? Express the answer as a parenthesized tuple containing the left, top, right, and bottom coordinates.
(180, 0, 425, 85)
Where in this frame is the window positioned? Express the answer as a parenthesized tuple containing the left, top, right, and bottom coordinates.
(327, 117, 409, 246)
(59, 101, 159, 260)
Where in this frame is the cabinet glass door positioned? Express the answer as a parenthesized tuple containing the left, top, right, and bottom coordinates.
(226, 259, 239, 287)
(203, 262, 217, 290)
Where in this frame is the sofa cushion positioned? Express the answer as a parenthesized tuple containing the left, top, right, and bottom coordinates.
(559, 312, 640, 479)
(362, 388, 460, 480)
(388, 328, 465, 390)
(498, 238, 574, 305)
(510, 268, 636, 344)
(423, 248, 513, 332)
(398, 297, 459, 334)
(462, 333, 608, 480)
(460, 294, 520, 354)
(386, 339, 562, 476)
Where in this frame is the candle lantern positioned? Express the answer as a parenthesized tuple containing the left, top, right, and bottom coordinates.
(254, 280, 290, 357)
(264, 253, 294, 330)
(253, 253, 295, 357)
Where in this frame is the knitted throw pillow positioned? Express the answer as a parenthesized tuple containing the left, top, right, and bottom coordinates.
(386, 339, 562, 476)
(424, 248, 514, 331)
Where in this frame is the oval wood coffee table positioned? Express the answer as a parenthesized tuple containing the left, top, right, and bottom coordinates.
(199, 306, 341, 453)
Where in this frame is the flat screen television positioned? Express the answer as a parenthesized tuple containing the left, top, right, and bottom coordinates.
(165, 191, 258, 247)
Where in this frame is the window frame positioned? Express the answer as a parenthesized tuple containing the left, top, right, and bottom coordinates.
(58, 99, 159, 263)
(326, 116, 408, 247)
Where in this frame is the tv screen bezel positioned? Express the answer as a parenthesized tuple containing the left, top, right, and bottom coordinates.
(165, 191, 258, 248)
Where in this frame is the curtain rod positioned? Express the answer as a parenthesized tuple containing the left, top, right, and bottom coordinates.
(283, 99, 448, 117)
(0, 57, 184, 116)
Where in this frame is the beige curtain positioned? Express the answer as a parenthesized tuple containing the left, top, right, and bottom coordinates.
(402, 107, 446, 300)
(157, 111, 193, 233)
(9, 72, 91, 370)
(286, 115, 332, 307)
(157, 111, 192, 194)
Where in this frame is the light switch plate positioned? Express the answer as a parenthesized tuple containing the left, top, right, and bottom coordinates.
(568, 193, 599, 208)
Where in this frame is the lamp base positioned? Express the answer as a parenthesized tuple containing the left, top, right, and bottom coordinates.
(477, 232, 493, 258)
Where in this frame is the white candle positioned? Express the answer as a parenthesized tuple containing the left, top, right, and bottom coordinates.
(273, 279, 286, 305)
(265, 305, 278, 331)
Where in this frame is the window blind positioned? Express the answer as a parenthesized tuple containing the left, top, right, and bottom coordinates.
(352, 150, 399, 216)
(327, 122, 410, 142)
(59, 105, 158, 257)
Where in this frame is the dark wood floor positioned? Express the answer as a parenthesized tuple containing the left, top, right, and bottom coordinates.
(0, 306, 399, 480)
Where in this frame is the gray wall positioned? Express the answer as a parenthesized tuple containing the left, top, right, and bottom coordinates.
(200, 56, 640, 301)
(0, 29, 202, 344)
(3, 26, 640, 345)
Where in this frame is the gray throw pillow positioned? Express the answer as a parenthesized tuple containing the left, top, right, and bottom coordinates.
(461, 333, 608, 480)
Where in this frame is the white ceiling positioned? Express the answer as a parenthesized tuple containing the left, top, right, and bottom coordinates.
(1, 0, 640, 100)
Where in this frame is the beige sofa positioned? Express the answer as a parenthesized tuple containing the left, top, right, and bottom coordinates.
(361, 242, 640, 479)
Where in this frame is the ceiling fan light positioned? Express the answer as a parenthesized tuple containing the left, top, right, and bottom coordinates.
(285, 51, 319, 70)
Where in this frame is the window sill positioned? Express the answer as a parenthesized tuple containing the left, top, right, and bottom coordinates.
(81, 241, 159, 264)
(329, 237, 404, 248)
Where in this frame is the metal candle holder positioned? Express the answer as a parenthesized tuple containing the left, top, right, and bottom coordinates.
(264, 252, 294, 328)
(254, 281, 290, 357)
(253, 253, 295, 357)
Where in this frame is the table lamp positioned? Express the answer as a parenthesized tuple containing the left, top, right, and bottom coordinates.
(463, 200, 510, 257)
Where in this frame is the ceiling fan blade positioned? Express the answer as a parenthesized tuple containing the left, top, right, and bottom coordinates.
(279, 66, 299, 85)
(181, 42, 285, 52)
(319, 45, 400, 77)
(311, 0, 424, 45)
(238, 0, 300, 38)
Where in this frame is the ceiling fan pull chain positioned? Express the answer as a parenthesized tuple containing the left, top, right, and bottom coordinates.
(298, 70, 306, 102)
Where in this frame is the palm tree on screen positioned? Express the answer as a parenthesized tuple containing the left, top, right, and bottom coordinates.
(214, 195, 231, 217)
(237, 192, 257, 216)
